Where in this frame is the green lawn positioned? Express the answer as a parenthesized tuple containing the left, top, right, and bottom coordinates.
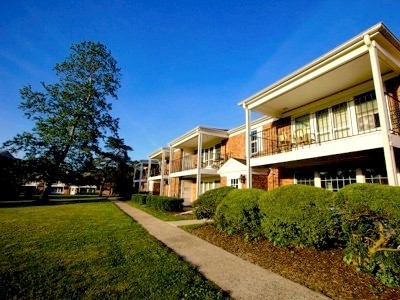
(0, 201, 228, 299)
(127, 200, 194, 221)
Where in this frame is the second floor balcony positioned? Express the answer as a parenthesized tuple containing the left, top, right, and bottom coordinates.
(171, 153, 230, 174)
(250, 90, 400, 159)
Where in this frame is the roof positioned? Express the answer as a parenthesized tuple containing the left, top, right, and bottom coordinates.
(239, 22, 400, 116)
(0, 150, 15, 160)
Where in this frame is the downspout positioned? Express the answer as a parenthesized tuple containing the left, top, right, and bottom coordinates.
(365, 34, 398, 186)
(243, 103, 253, 188)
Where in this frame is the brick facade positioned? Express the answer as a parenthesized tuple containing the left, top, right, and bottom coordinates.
(224, 133, 245, 159)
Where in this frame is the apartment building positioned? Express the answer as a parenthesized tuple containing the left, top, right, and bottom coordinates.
(147, 122, 271, 205)
(147, 22, 400, 204)
(240, 22, 400, 191)
(133, 159, 160, 193)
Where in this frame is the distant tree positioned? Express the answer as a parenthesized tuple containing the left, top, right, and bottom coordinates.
(94, 137, 133, 198)
(3, 41, 123, 200)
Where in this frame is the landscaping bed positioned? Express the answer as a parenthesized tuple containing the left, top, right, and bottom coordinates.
(187, 224, 400, 300)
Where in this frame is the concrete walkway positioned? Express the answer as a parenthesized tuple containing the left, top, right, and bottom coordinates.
(113, 201, 330, 300)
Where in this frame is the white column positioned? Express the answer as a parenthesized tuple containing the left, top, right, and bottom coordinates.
(243, 104, 252, 188)
(314, 171, 321, 188)
(365, 36, 398, 186)
(139, 162, 144, 192)
(168, 147, 173, 196)
(160, 151, 165, 196)
(356, 168, 365, 183)
(196, 131, 203, 198)
(147, 158, 152, 193)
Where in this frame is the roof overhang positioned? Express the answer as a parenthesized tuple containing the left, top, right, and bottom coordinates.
(149, 147, 170, 159)
(169, 126, 228, 149)
(240, 23, 400, 117)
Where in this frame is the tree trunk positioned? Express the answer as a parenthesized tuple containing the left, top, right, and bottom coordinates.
(39, 181, 52, 202)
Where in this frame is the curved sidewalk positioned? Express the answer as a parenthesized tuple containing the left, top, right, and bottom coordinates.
(113, 201, 330, 300)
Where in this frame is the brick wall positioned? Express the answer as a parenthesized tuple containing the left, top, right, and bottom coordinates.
(385, 76, 400, 134)
(252, 174, 268, 190)
(220, 176, 227, 186)
(169, 177, 180, 197)
(225, 133, 245, 159)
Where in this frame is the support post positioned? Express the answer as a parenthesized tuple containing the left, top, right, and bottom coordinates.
(160, 150, 165, 196)
(196, 131, 203, 199)
(147, 158, 151, 193)
(365, 36, 398, 186)
(243, 104, 252, 188)
(168, 146, 173, 196)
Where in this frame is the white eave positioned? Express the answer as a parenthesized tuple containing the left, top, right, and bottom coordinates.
(239, 22, 400, 117)
(169, 126, 229, 149)
(149, 146, 170, 159)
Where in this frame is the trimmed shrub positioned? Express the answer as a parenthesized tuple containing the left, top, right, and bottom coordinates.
(333, 183, 400, 287)
(146, 195, 184, 212)
(214, 188, 266, 240)
(193, 186, 235, 219)
(259, 185, 338, 249)
(131, 194, 147, 205)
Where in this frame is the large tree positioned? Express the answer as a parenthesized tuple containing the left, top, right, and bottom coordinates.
(3, 41, 123, 200)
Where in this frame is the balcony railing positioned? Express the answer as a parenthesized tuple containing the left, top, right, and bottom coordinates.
(251, 118, 381, 158)
(149, 166, 169, 177)
(171, 154, 230, 173)
(387, 92, 400, 135)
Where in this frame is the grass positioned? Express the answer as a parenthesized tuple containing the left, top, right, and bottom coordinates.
(127, 200, 193, 221)
(0, 201, 228, 299)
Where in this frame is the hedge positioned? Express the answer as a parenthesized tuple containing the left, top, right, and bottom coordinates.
(146, 195, 184, 212)
(333, 183, 400, 286)
(193, 186, 235, 219)
(214, 188, 266, 240)
(131, 194, 147, 205)
(258, 185, 338, 249)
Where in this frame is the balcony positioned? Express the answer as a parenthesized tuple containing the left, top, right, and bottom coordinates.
(149, 165, 169, 177)
(171, 154, 230, 173)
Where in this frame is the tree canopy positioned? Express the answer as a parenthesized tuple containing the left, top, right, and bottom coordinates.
(3, 41, 129, 198)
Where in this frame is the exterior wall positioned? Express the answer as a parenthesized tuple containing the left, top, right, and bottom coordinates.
(252, 174, 268, 190)
(225, 133, 245, 159)
(162, 183, 169, 196)
(220, 176, 227, 186)
(267, 168, 280, 190)
(191, 181, 197, 203)
(169, 177, 180, 197)
(385, 76, 400, 134)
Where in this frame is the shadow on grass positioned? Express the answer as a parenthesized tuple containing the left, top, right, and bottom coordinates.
(0, 196, 111, 208)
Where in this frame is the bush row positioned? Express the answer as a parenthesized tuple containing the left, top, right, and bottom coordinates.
(131, 194, 184, 212)
(194, 184, 400, 286)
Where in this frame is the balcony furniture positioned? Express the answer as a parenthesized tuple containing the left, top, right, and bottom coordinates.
(293, 129, 316, 147)
(278, 133, 291, 152)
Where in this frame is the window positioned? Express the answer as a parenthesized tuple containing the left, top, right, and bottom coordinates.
(320, 169, 356, 191)
(355, 91, 380, 132)
(365, 168, 388, 184)
(201, 181, 220, 193)
(202, 144, 222, 168)
(250, 130, 259, 154)
(294, 170, 315, 186)
(332, 103, 350, 138)
(316, 108, 331, 142)
(230, 178, 239, 189)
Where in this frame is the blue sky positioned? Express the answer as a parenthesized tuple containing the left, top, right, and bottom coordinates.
(1, 1, 400, 161)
